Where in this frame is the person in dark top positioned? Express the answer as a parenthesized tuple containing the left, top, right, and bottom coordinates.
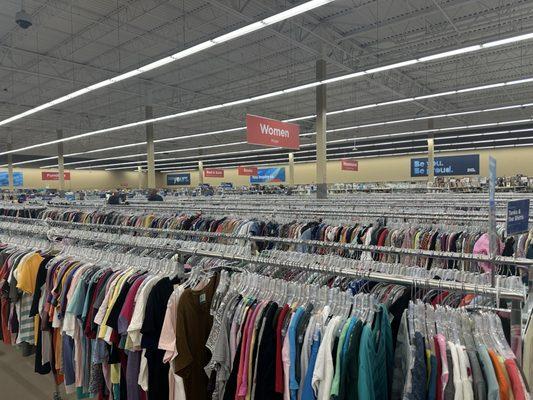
(107, 191, 121, 205)
(147, 189, 163, 201)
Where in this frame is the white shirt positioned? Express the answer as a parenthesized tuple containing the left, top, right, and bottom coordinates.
(312, 316, 342, 400)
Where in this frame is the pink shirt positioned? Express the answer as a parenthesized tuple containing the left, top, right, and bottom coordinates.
(236, 301, 264, 398)
(473, 233, 503, 272)
(434, 334, 449, 400)
(117, 275, 146, 334)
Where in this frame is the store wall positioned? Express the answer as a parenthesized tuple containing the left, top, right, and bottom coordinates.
(166, 146, 533, 188)
(0, 168, 165, 190)
(1, 146, 531, 190)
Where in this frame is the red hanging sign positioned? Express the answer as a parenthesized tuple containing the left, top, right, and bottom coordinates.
(204, 168, 224, 178)
(42, 171, 71, 181)
(238, 166, 258, 176)
(341, 159, 358, 171)
(246, 114, 300, 149)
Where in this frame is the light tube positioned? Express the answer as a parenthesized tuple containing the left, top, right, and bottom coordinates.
(4, 30, 533, 155)
(0, 0, 336, 128)
(51, 112, 533, 170)
(38, 81, 533, 169)
(418, 45, 482, 62)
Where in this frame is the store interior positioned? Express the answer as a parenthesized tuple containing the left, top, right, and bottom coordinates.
(0, 0, 532, 399)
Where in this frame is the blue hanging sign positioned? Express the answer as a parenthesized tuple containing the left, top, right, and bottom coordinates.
(410, 154, 479, 177)
(166, 173, 191, 186)
(250, 167, 286, 183)
(506, 199, 530, 235)
(0, 172, 23, 187)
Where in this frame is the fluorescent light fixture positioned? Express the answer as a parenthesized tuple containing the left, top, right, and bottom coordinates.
(481, 32, 533, 48)
(107, 125, 533, 172)
(39, 78, 533, 169)
(261, 0, 335, 25)
(0, 0, 336, 128)
(418, 45, 482, 62)
(4, 31, 533, 156)
(61, 104, 533, 170)
(18, 73, 533, 169)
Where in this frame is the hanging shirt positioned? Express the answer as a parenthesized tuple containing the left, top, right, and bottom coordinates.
(358, 305, 393, 400)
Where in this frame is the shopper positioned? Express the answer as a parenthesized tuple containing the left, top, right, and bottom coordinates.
(147, 189, 164, 201)
(107, 191, 121, 205)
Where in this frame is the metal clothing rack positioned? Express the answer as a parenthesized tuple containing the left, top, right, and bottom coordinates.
(0, 215, 528, 366)
(0, 214, 531, 268)
(30, 204, 528, 223)
(0, 220, 524, 302)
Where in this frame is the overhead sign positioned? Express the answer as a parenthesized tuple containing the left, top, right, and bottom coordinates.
(246, 114, 300, 149)
(250, 167, 286, 183)
(238, 166, 258, 176)
(506, 199, 530, 235)
(341, 159, 358, 171)
(410, 154, 479, 177)
(204, 168, 224, 178)
(0, 172, 23, 187)
(166, 173, 191, 186)
(41, 171, 71, 181)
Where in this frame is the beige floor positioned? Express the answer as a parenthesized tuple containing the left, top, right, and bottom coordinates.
(0, 341, 75, 399)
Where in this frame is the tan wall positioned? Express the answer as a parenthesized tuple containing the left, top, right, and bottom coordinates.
(165, 146, 533, 188)
(2, 146, 531, 190)
(0, 168, 165, 190)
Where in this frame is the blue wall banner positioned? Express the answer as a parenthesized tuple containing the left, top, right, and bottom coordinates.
(506, 199, 530, 235)
(0, 172, 23, 187)
(166, 173, 191, 186)
(410, 154, 479, 177)
(250, 167, 286, 183)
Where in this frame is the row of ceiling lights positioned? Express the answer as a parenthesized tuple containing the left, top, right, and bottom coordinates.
(0, 0, 337, 128)
(2, 29, 533, 157)
(22, 78, 533, 170)
(100, 129, 533, 172)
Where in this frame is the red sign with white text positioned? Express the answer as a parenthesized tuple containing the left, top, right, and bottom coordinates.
(42, 171, 71, 181)
(204, 168, 224, 178)
(246, 114, 300, 149)
(238, 166, 258, 176)
(341, 159, 358, 171)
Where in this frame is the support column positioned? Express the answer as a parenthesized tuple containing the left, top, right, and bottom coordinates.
(57, 129, 65, 195)
(198, 161, 204, 185)
(137, 166, 143, 189)
(427, 119, 435, 185)
(315, 59, 327, 199)
(145, 106, 156, 189)
(288, 153, 295, 186)
(7, 135, 13, 191)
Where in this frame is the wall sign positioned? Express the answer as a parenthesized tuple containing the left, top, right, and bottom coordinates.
(410, 154, 479, 177)
(506, 199, 530, 235)
(220, 182, 233, 189)
(238, 166, 258, 176)
(250, 167, 286, 183)
(204, 168, 224, 178)
(0, 172, 23, 187)
(166, 173, 191, 186)
(246, 114, 300, 149)
(341, 159, 358, 171)
(41, 171, 71, 181)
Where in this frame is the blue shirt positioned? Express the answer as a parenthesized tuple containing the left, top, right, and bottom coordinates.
(302, 331, 321, 400)
(289, 307, 306, 400)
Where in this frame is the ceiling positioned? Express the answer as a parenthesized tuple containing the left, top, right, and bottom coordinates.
(1, 0, 533, 171)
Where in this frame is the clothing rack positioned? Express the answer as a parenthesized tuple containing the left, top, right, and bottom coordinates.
(0, 214, 528, 368)
(0, 214, 531, 268)
(0, 220, 524, 302)
(33, 202, 533, 223)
